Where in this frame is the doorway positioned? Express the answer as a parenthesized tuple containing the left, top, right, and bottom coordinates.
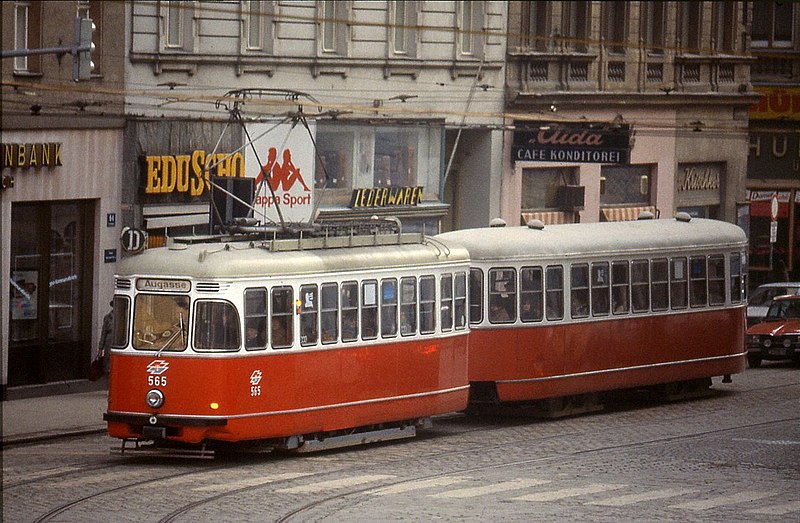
(8, 200, 95, 387)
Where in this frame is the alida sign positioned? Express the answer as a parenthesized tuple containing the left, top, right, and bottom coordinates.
(512, 121, 632, 164)
(244, 121, 316, 224)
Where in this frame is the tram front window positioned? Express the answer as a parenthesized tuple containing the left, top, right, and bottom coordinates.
(133, 294, 190, 351)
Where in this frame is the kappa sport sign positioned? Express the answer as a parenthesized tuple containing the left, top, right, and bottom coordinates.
(244, 121, 316, 224)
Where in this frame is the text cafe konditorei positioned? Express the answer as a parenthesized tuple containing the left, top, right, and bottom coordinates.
(511, 122, 632, 165)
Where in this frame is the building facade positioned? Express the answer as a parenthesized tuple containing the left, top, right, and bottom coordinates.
(745, 1, 800, 285)
(1, 1, 126, 398)
(503, 2, 756, 231)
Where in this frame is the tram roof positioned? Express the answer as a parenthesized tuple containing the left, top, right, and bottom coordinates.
(436, 217, 747, 262)
(116, 235, 470, 279)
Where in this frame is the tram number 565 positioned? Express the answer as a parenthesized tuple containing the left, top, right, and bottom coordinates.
(148, 376, 167, 386)
(249, 370, 263, 397)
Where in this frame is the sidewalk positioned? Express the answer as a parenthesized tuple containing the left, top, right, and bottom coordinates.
(1, 389, 108, 446)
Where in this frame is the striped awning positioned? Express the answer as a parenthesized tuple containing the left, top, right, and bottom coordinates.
(520, 211, 574, 225)
(600, 206, 657, 222)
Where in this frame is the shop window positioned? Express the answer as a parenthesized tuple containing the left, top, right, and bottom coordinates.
(545, 266, 564, 321)
(522, 167, 577, 210)
(320, 283, 338, 343)
(374, 130, 416, 189)
(600, 165, 652, 206)
(244, 288, 268, 350)
(299, 284, 318, 346)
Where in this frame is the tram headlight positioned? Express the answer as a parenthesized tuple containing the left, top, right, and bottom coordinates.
(146, 389, 165, 409)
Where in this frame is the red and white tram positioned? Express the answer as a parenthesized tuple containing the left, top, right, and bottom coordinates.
(437, 214, 748, 411)
(104, 228, 470, 453)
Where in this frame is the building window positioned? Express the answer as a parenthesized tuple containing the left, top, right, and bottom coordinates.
(244, 0, 274, 53)
(319, 0, 348, 56)
(392, 0, 417, 57)
(678, 1, 702, 52)
(163, 0, 194, 52)
(14, 1, 41, 73)
(712, 1, 737, 53)
(752, 0, 794, 49)
(314, 123, 442, 205)
(642, 1, 665, 54)
(458, 0, 484, 57)
(522, 167, 577, 210)
(600, 165, 651, 206)
(563, 1, 589, 52)
(603, 1, 627, 55)
(521, 1, 549, 51)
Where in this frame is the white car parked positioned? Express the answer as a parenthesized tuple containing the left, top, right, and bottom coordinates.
(747, 282, 800, 327)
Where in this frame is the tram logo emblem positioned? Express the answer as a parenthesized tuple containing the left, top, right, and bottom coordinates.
(249, 370, 263, 386)
(147, 359, 170, 375)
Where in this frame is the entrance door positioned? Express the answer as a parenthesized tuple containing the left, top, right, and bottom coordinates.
(8, 201, 94, 387)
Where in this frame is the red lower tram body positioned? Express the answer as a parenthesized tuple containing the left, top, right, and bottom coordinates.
(106, 336, 468, 445)
(467, 308, 746, 403)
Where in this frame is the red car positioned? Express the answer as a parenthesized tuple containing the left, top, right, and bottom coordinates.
(745, 295, 800, 368)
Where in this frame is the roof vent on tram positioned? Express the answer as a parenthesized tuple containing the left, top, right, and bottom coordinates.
(637, 210, 655, 220)
(526, 219, 545, 230)
(489, 218, 507, 227)
(675, 212, 692, 223)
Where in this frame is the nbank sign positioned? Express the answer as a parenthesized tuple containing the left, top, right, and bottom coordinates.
(512, 121, 632, 165)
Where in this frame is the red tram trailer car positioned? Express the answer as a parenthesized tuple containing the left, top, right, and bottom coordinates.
(437, 214, 748, 412)
(104, 228, 471, 454)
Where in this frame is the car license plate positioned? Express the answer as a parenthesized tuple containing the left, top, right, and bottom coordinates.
(767, 348, 786, 357)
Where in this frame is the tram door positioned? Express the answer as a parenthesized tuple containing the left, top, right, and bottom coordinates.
(8, 201, 94, 387)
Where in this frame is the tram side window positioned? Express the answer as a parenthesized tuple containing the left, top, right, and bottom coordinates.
(520, 267, 543, 322)
(361, 280, 379, 340)
(381, 279, 398, 338)
(591, 262, 610, 316)
(469, 269, 484, 324)
(420, 276, 437, 334)
(194, 300, 239, 352)
(631, 260, 650, 313)
(133, 294, 190, 351)
(671, 257, 688, 309)
(400, 277, 417, 336)
(690, 256, 708, 307)
(320, 283, 338, 344)
(271, 287, 294, 349)
(708, 255, 725, 306)
(730, 253, 742, 304)
(651, 258, 669, 311)
(571, 264, 590, 318)
(545, 265, 564, 321)
(441, 274, 453, 331)
(489, 268, 516, 323)
(111, 295, 130, 348)
(341, 282, 359, 342)
(244, 288, 267, 350)
(611, 261, 629, 315)
(299, 284, 318, 347)
(454, 272, 467, 330)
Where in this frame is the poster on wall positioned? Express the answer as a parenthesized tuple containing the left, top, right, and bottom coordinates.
(10, 270, 38, 320)
(244, 121, 316, 225)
